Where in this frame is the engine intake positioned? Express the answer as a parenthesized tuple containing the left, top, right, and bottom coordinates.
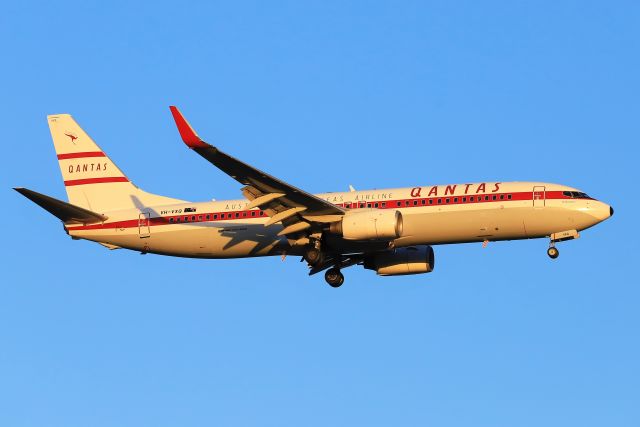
(330, 209, 403, 241)
(364, 246, 435, 276)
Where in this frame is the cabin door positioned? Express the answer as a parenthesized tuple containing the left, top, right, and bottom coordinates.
(533, 186, 546, 208)
(138, 212, 151, 238)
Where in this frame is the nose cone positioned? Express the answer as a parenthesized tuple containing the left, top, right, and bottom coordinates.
(588, 201, 613, 223)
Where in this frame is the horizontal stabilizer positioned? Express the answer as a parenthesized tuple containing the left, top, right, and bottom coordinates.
(14, 187, 108, 224)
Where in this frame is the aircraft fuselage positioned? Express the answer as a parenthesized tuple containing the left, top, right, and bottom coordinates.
(65, 181, 612, 258)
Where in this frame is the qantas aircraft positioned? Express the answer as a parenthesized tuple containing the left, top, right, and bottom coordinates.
(15, 107, 613, 287)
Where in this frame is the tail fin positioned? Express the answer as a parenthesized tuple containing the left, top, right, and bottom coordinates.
(48, 114, 183, 212)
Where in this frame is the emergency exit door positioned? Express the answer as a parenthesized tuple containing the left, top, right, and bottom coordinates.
(138, 212, 151, 238)
(533, 186, 546, 208)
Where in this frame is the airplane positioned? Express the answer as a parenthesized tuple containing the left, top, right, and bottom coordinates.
(14, 107, 614, 287)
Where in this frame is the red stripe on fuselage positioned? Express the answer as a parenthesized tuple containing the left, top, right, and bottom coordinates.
(65, 190, 578, 231)
(64, 177, 129, 186)
(57, 151, 106, 160)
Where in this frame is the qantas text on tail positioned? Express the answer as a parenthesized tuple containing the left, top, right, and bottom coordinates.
(15, 107, 613, 287)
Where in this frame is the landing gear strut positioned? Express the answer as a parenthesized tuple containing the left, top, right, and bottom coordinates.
(325, 268, 344, 288)
(547, 244, 559, 259)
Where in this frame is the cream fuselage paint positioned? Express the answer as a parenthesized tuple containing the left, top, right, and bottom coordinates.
(65, 181, 611, 258)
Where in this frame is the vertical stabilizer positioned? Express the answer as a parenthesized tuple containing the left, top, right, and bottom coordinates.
(48, 114, 183, 212)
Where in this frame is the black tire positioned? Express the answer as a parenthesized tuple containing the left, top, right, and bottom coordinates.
(304, 247, 324, 266)
(547, 247, 559, 259)
(325, 268, 344, 288)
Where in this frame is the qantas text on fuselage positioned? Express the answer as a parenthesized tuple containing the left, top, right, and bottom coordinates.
(15, 107, 613, 287)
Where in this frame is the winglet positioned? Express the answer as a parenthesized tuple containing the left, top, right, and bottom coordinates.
(169, 106, 210, 149)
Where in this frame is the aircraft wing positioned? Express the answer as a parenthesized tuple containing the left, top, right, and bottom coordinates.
(169, 106, 345, 240)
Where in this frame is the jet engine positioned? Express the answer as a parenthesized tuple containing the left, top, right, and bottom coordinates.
(330, 209, 403, 241)
(364, 245, 435, 276)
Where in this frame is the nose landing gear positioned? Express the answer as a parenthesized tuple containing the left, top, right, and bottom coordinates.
(325, 268, 344, 287)
(547, 244, 559, 259)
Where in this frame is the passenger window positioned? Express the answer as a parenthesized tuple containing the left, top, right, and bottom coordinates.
(429, 199, 433, 205)
(445, 198, 450, 204)
(235, 213, 239, 218)
(251, 211, 256, 217)
(184, 216, 189, 222)
(484, 196, 489, 201)
(176, 217, 181, 223)
(470, 196, 474, 202)
(413, 200, 418, 206)
(499, 195, 504, 200)
(198, 215, 203, 221)
(374, 203, 379, 208)
(507, 195, 512, 200)
(381, 202, 386, 208)
(454, 197, 458, 203)
(437, 199, 442, 204)
(169, 218, 174, 223)
(462, 197, 466, 202)
(421, 199, 426, 205)
(492, 195, 497, 200)
(191, 216, 196, 221)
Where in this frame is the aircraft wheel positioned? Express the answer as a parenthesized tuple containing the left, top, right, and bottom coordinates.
(547, 246, 559, 259)
(304, 246, 324, 266)
(325, 268, 344, 288)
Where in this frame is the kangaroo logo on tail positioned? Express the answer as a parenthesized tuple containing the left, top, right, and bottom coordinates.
(64, 132, 78, 144)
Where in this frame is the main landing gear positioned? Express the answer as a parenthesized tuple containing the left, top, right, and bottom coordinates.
(325, 268, 344, 288)
(304, 246, 324, 265)
(547, 244, 559, 259)
(304, 241, 324, 266)
(303, 240, 345, 288)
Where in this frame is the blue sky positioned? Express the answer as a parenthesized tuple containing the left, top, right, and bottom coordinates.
(1, 1, 638, 426)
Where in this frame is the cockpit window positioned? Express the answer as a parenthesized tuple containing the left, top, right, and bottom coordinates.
(563, 191, 590, 199)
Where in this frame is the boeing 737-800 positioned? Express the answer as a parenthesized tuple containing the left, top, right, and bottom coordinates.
(15, 107, 613, 287)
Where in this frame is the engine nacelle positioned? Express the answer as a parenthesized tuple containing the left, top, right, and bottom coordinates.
(364, 246, 435, 276)
(330, 209, 403, 241)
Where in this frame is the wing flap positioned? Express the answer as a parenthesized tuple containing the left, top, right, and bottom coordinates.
(245, 191, 286, 209)
(265, 207, 308, 226)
